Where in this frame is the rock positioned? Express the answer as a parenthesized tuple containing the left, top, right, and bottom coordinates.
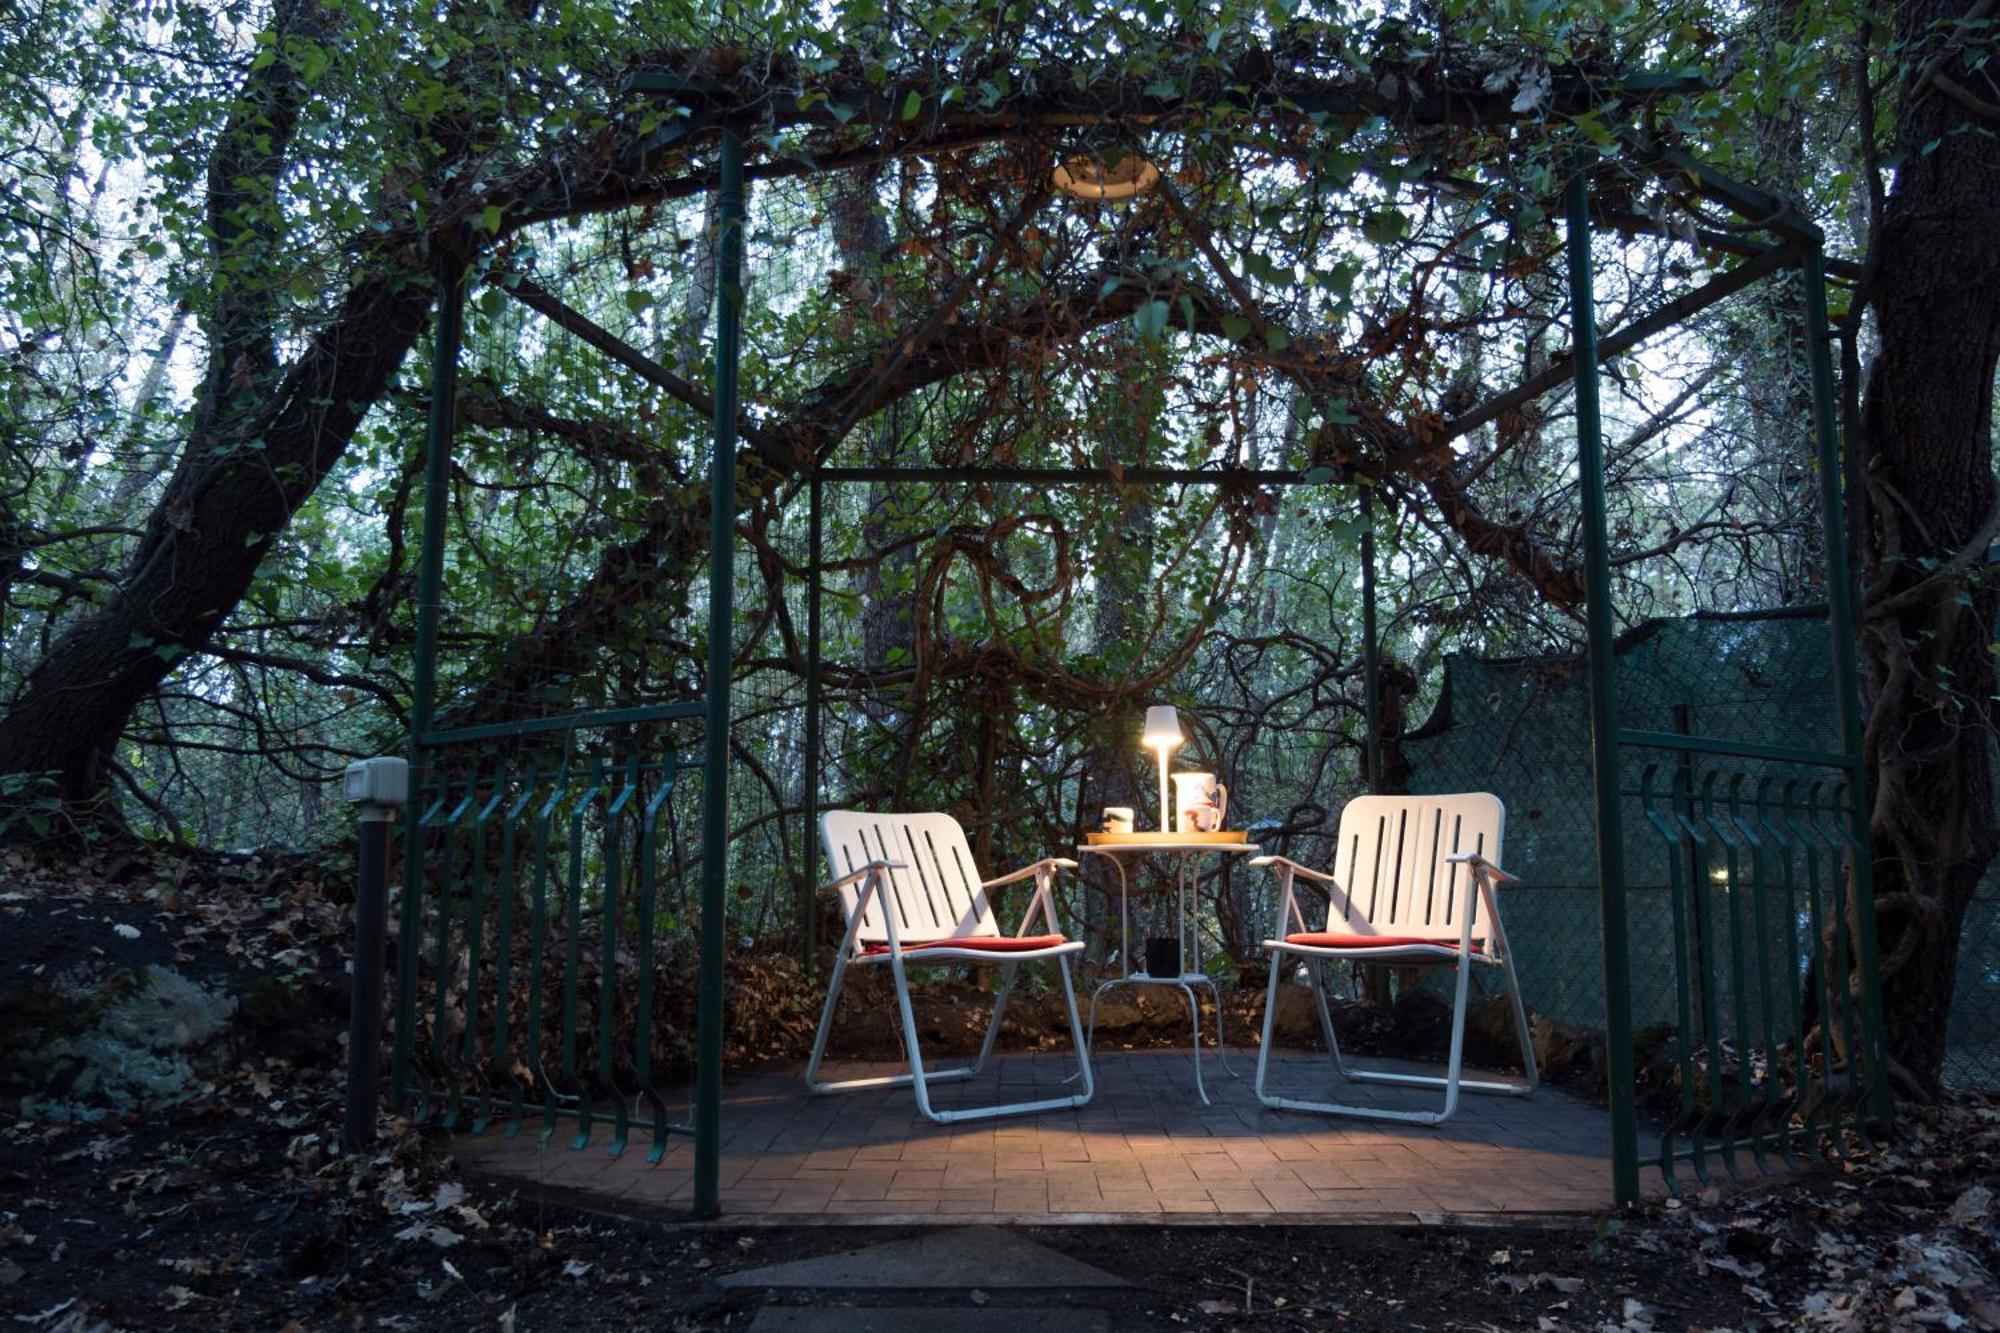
(1263, 983, 1327, 1045)
(1532, 1014, 1606, 1092)
(8, 964, 236, 1123)
(1087, 997, 1146, 1034)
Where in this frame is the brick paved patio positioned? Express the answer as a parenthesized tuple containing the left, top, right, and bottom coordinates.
(454, 1048, 1664, 1222)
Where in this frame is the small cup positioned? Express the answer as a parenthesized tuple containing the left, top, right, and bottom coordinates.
(1102, 806, 1135, 834)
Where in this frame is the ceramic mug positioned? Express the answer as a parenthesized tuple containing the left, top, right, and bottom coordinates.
(1102, 805, 1135, 834)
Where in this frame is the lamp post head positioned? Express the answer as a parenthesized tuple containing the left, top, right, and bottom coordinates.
(1142, 705, 1184, 749)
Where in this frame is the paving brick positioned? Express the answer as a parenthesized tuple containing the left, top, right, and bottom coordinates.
(453, 1048, 1647, 1223)
(1205, 1188, 1278, 1213)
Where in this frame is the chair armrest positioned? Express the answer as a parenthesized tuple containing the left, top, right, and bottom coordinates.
(1248, 854, 1342, 885)
(981, 858, 1077, 938)
(818, 860, 908, 897)
(981, 856, 1079, 890)
(1447, 852, 1519, 884)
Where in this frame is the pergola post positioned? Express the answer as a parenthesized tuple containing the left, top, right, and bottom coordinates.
(391, 248, 464, 1111)
(802, 467, 824, 973)
(694, 128, 746, 1219)
(1565, 171, 1642, 1205)
(1799, 247, 1893, 1128)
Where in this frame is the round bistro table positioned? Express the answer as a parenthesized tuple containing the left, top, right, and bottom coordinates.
(1071, 837, 1262, 1104)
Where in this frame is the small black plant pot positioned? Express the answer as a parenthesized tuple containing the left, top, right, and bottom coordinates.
(1144, 937, 1182, 979)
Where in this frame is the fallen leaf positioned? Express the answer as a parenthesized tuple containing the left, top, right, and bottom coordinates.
(394, 1222, 462, 1248)
(1948, 1184, 1990, 1225)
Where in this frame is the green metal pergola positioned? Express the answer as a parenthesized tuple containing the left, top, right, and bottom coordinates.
(385, 71, 1891, 1217)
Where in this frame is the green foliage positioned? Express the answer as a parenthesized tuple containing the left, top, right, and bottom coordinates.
(0, 0, 1931, 926)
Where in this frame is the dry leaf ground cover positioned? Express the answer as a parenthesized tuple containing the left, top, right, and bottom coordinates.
(0, 842, 1994, 1330)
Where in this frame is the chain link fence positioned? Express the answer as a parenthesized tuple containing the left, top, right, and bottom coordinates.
(1401, 607, 1998, 1093)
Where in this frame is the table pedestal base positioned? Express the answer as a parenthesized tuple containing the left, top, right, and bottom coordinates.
(1081, 974, 1238, 1104)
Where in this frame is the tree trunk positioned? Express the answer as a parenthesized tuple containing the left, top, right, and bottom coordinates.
(1855, 0, 2000, 1093)
(0, 267, 443, 819)
(0, 0, 449, 826)
(827, 167, 918, 760)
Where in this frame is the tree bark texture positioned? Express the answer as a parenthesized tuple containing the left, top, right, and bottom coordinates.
(1856, 0, 2000, 1092)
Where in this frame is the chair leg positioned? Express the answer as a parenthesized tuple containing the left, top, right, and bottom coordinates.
(1254, 951, 1283, 1105)
(1503, 955, 1540, 1091)
(1254, 952, 1353, 1112)
(968, 963, 1020, 1076)
(1177, 982, 1210, 1106)
(804, 953, 984, 1098)
(1057, 956, 1094, 1104)
(811, 950, 1097, 1124)
(1259, 949, 1531, 1126)
(887, 947, 937, 1121)
(916, 953, 1098, 1124)
(1307, 957, 1347, 1076)
(1437, 951, 1473, 1122)
(802, 946, 851, 1090)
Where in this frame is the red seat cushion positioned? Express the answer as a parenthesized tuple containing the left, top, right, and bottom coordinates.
(1284, 932, 1484, 953)
(862, 934, 1068, 956)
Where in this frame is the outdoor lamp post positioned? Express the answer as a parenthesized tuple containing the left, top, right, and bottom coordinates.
(342, 755, 407, 1152)
(1143, 705, 1184, 832)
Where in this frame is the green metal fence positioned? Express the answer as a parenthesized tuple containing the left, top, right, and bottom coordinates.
(393, 713, 706, 1161)
(388, 133, 746, 1216)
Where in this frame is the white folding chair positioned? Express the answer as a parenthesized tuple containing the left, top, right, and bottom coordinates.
(806, 810, 1096, 1123)
(1253, 792, 1537, 1125)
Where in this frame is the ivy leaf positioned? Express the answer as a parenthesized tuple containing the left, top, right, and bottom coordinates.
(1220, 313, 1253, 341)
(1572, 110, 1615, 146)
(900, 90, 922, 122)
(1132, 299, 1169, 341)
(1362, 209, 1406, 245)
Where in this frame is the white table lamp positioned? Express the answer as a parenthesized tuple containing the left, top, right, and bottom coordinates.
(1142, 705, 1184, 832)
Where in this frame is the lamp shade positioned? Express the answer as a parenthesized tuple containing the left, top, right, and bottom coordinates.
(1142, 705, 1184, 748)
(1051, 152, 1161, 202)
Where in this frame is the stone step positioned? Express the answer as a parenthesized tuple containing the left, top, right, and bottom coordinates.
(719, 1226, 1131, 1291)
(749, 1308, 1112, 1333)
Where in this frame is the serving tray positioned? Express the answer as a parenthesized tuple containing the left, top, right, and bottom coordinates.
(1083, 830, 1250, 845)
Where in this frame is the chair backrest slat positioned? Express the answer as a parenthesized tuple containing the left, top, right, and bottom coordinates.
(821, 811, 998, 950)
(1324, 793, 1504, 938)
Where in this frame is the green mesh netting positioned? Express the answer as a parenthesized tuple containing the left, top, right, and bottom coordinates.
(1402, 609, 1998, 1092)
